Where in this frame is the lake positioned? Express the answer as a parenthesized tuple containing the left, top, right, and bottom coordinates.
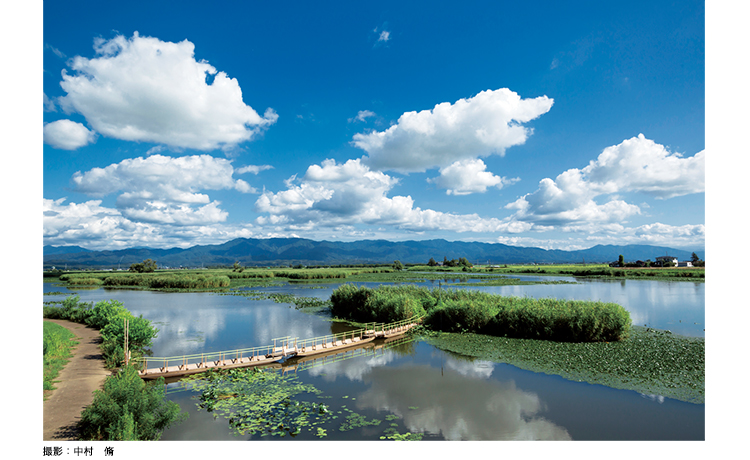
(43, 276, 705, 440)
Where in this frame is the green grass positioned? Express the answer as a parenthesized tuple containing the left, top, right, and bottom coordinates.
(43, 321, 79, 398)
(44, 295, 159, 369)
(420, 326, 704, 404)
(412, 263, 706, 281)
(52, 266, 587, 292)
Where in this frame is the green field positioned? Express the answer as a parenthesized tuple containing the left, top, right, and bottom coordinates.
(406, 263, 705, 280)
(47, 261, 703, 293)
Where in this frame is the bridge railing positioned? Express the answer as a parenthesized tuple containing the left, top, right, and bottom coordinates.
(133, 342, 281, 374)
(363, 314, 424, 335)
(135, 314, 423, 373)
(295, 328, 367, 351)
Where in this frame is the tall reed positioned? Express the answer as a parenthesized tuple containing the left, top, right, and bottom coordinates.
(330, 284, 630, 342)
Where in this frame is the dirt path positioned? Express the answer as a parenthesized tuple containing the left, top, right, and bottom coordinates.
(43, 319, 112, 441)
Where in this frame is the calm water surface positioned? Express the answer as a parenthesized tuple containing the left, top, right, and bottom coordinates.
(43, 277, 705, 440)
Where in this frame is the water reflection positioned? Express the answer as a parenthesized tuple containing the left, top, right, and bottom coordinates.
(356, 362, 570, 440)
(282, 339, 570, 440)
(465, 277, 705, 337)
(44, 281, 703, 440)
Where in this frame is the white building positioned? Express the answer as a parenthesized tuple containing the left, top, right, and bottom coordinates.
(655, 256, 678, 266)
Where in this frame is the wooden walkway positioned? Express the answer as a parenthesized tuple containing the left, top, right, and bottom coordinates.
(137, 316, 421, 380)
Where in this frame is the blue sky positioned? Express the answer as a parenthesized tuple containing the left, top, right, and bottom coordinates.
(40, 0, 707, 252)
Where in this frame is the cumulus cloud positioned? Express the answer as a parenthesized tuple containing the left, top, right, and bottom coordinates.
(57, 32, 277, 151)
(493, 221, 706, 251)
(428, 158, 518, 195)
(43, 119, 96, 150)
(378, 30, 391, 42)
(505, 169, 642, 227)
(44, 198, 146, 248)
(581, 134, 705, 199)
(43, 197, 258, 250)
(255, 159, 397, 224)
(632, 222, 705, 245)
(255, 158, 517, 233)
(504, 135, 704, 230)
(353, 88, 553, 173)
(71, 154, 254, 226)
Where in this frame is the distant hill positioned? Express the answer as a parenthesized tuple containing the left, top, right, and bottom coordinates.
(42, 238, 704, 270)
(43, 245, 91, 256)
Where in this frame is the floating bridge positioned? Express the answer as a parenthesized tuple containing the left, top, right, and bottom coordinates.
(135, 316, 422, 380)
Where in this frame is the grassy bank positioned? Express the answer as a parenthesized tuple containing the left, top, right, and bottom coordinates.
(43, 295, 158, 368)
(59, 272, 231, 290)
(43, 295, 185, 440)
(43, 321, 79, 398)
(420, 326, 704, 404)
(330, 284, 631, 342)
(407, 263, 705, 281)
(49, 265, 579, 292)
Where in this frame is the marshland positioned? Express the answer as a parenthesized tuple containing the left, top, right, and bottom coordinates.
(43, 263, 704, 440)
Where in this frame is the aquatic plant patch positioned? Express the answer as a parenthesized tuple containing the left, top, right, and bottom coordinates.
(182, 368, 336, 438)
(338, 410, 382, 432)
(420, 326, 704, 404)
(221, 290, 332, 310)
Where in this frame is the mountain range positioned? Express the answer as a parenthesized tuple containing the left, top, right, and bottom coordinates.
(42, 238, 704, 270)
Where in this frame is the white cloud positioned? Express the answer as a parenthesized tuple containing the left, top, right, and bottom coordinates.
(632, 222, 705, 244)
(504, 135, 704, 230)
(353, 88, 553, 173)
(46, 43, 66, 59)
(57, 32, 277, 151)
(255, 159, 396, 223)
(43, 93, 57, 112)
(494, 221, 706, 251)
(428, 158, 518, 195)
(43, 119, 96, 150)
(505, 170, 642, 227)
(581, 133, 705, 199)
(349, 110, 376, 123)
(71, 154, 253, 226)
(378, 30, 391, 42)
(43, 198, 258, 250)
(255, 158, 518, 233)
(236, 164, 274, 175)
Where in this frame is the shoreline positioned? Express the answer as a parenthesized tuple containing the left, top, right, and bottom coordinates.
(42, 319, 110, 441)
(420, 325, 705, 404)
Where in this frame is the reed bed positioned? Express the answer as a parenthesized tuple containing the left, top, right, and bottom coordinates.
(101, 273, 231, 289)
(330, 284, 630, 342)
(64, 277, 104, 285)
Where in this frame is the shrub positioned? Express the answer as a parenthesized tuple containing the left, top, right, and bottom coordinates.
(53, 295, 94, 323)
(101, 315, 158, 350)
(79, 365, 185, 440)
(85, 299, 129, 330)
(44, 295, 159, 368)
